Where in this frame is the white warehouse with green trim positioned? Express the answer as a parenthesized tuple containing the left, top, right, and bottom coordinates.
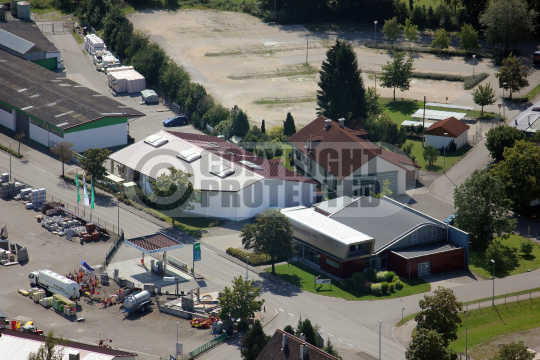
(0, 50, 144, 152)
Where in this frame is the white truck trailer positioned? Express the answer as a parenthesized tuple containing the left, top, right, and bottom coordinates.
(29, 269, 80, 300)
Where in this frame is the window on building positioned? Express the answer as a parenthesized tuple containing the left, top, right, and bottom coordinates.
(412, 231, 418, 243)
(326, 258, 339, 268)
(379, 253, 387, 270)
(309, 159, 313, 173)
(296, 150, 301, 160)
(333, 178, 337, 190)
(349, 245, 356, 252)
(432, 227, 437, 239)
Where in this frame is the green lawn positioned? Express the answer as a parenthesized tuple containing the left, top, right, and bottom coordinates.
(469, 235, 540, 279)
(404, 137, 471, 172)
(379, 98, 424, 126)
(267, 262, 431, 301)
(449, 299, 540, 354)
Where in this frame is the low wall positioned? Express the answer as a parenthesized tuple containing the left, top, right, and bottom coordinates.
(158, 305, 209, 320)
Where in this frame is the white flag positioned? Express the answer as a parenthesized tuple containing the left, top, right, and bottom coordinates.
(83, 175, 90, 206)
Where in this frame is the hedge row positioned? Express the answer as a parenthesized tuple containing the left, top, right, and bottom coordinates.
(0, 143, 23, 159)
(410, 72, 489, 90)
(352, 271, 403, 294)
(226, 247, 272, 266)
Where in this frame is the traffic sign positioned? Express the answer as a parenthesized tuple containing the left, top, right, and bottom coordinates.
(193, 242, 201, 262)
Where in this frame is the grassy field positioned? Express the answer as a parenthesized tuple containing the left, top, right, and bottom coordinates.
(469, 235, 540, 279)
(379, 98, 423, 125)
(403, 137, 471, 172)
(267, 261, 431, 301)
(449, 299, 540, 354)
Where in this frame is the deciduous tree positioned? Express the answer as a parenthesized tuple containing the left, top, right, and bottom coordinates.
(402, 18, 418, 51)
(130, 43, 168, 87)
(28, 331, 67, 360)
(14, 132, 25, 156)
(51, 141, 74, 177)
(383, 17, 402, 48)
(430, 29, 450, 50)
(454, 169, 517, 250)
(405, 329, 451, 360)
(325, 337, 342, 359)
(458, 24, 480, 53)
(493, 341, 535, 360)
(364, 113, 407, 147)
(472, 83, 496, 115)
(365, 87, 382, 115)
(231, 108, 250, 137)
(149, 167, 194, 212)
(317, 39, 366, 124)
(485, 240, 519, 276)
(485, 125, 524, 161)
(479, 0, 537, 54)
(491, 140, 540, 209)
(380, 51, 415, 101)
(219, 276, 263, 329)
(283, 112, 297, 137)
(414, 287, 462, 347)
(422, 145, 439, 168)
(79, 148, 110, 180)
(401, 142, 416, 162)
(241, 320, 270, 360)
(241, 208, 294, 274)
(495, 53, 529, 99)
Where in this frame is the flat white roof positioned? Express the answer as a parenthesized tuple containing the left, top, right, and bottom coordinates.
(401, 120, 434, 128)
(411, 109, 467, 121)
(426, 102, 475, 111)
(509, 100, 540, 132)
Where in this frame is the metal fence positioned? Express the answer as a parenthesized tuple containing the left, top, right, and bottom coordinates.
(189, 333, 227, 358)
(38, 22, 75, 34)
(105, 232, 124, 265)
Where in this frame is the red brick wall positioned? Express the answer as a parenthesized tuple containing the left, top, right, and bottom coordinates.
(319, 254, 365, 279)
(319, 253, 343, 278)
(342, 258, 364, 279)
(387, 248, 465, 279)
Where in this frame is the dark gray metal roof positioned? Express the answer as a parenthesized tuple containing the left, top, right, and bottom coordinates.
(0, 18, 58, 52)
(0, 29, 35, 55)
(0, 50, 144, 130)
(390, 241, 462, 259)
(329, 196, 443, 251)
(312, 196, 356, 215)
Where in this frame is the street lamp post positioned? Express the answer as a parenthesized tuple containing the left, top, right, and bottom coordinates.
(402, 307, 405, 323)
(176, 321, 179, 360)
(306, 35, 309, 65)
(117, 192, 121, 234)
(472, 55, 476, 79)
(491, 259, 495, 306)
(374, 21, 378, 48)
(379, 320, 382, 360)
(465, 312, 470, 359)
(443, 133, 448, 173)
(9, 141, 12, 181)
(503, 82, 507, 120)
(246, 256, 250, 279)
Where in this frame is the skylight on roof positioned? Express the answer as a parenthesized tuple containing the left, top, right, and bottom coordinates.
(210, 165, 235, 179)
(177, 149, 201, 163)
(209, 142, 220, 148)
(144, 134, 168, 148)
(239, 160, 264, 170)
(224, 151, 237, 156)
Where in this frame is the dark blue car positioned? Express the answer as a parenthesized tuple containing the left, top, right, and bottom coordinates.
(163, 115, 188, 127)
(443, 214, 456, 226)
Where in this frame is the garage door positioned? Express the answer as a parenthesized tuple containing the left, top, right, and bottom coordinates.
(418, 261, 431, 276)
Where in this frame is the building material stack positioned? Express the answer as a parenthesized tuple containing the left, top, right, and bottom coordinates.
(84, 34, 106, 56)
(30, 188, 46, 209)
(0, 182, 20, 199)
(107, 66, 146, 93)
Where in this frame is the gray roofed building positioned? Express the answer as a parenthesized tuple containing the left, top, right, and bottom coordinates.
(0, 29, 36, 55)
(0, 18, 58, 52)
(390, 241, 461, 259)
(509, 100, 540, 134)
(329, 196, 442, 253)
(312, 196, 355, 215)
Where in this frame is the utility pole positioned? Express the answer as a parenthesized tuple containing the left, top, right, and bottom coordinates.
(422, 96, 426, 147)
(306, 35, 308, 65)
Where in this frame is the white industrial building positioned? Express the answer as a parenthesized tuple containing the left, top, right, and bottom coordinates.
(424, 116, 470, 150)
(109, 131, 317, 220)
(0, 50, 144, 152)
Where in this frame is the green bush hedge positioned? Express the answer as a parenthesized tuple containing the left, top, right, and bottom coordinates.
(366, 268, 377, 283)
(363, 282, 373, 294)
(352, 272, 365, 289)
(381, 282, 389, 294)
(371, 283, 383, 294)
(463, 73, 489, 90)
(0, 143, 23, 158)
(226, 247, 272, 266)
(389, 283, 395, 292)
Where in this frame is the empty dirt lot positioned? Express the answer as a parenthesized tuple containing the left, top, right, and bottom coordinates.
(130, 10, 479, 128)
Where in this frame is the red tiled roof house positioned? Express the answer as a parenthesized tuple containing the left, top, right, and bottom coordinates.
(424, 116, 470, 150)
(257, 329, 340, 360)
(288, 116, 419, 197)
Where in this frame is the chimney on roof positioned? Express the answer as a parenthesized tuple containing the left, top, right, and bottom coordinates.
(282, 334, 288, 350)
(325, 119, 331, 129)
(339, 118, 345, 128)
(300, 333, 305, 341)
(300, 344, 308, 359)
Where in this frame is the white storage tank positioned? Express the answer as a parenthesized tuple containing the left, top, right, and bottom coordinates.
(16, 1, 29, 19)
(0, 5, 6, 20)
(124, 290, 151, 311)
(10, 0, 17, 16)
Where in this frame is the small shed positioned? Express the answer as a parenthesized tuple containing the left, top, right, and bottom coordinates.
(424, 116, 470, 150)
(141, 89, 158, 104)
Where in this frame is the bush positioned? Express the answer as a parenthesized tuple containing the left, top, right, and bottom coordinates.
(0, 143, 23, 158)
(226, 247, 271, 266)
(389, 283, 395, 292)
(376, 271, 388, 283)
(384, 271, 396, 283)
(520, 241, 534, 256)
(485, 240, 519, 276)
(463, 73, 489, 90)
(371, 283, 383, 294)
(381, 282, 389, 294)
(363, 282, 373, 294)
(392, 275, 400, 283)
(395, 279, 404, 290)
(365, 268, 377, 283)
(447, 139, 457, 152)
(352, 272, 366, 289)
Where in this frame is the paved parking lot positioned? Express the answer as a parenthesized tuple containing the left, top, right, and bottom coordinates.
(0, 198, 225, 360)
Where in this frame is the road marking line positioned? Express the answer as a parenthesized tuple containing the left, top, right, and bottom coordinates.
(328, 333, 333, 337)
(338, 338, 343, 342)
(279, 309, 284, 312)
(348, 343, 353, 347)
(288, 313, 294, 316)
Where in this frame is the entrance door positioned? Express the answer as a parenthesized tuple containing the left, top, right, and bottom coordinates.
(418, 261, 431, 276)
(16, 112, 30, 137)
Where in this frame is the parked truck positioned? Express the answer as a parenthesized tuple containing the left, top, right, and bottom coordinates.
(29, 270, 80, 300)
(123, 290, 151, 314)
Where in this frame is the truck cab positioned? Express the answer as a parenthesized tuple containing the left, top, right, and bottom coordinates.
(29, 272, 38, 286)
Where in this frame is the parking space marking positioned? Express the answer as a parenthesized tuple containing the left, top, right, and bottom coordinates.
(338, 338, 343, 342)
(279, 308, 284, 312)
(288, 313, 294, 316)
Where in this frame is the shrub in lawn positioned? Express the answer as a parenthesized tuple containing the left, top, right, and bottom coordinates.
(365, 268, 377, 283)
(226, 247, 271, 266)
(364, 282, 373, 293)
(392, 275, 400, 283)
(520, 241, 534, 256)
(381, 282, 389, 294)
(463, 73, 489, 90)
(352, 272, 366, 289)
(395, 280, 404, 290)
(389, 283, 395, 292)
(376, 271, 388, 283)
(371, 283, 383, 294)
(384, 271, 396, 283)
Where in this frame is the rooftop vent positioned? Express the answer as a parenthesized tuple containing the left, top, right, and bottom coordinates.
(239, 160, 264, 170)
(144, 134, 168, 148)
(325, 119, 331, 129)
(210, 165, 235, 179)
(224, 151, 237, 156)
(177, 149, 201, 163)
(339, 118, 345, 128)
(209, 142, 220, 148)
(532, 107, 540, 112)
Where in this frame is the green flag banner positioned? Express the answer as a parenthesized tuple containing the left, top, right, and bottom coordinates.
(76, 170, 80, 203)
(91, 178, 95, 210)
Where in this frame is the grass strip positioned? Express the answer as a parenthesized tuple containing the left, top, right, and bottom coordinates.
(229, 64, 317, 80)
(395, 312, 418, 327)
(253, 96, 316, 105)
(463, 287, 540, 306)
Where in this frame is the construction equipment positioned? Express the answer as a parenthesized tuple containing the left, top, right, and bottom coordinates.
(29, 269, 80, 300)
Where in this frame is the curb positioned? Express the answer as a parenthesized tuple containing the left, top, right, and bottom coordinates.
(262, 303, 279, 328)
